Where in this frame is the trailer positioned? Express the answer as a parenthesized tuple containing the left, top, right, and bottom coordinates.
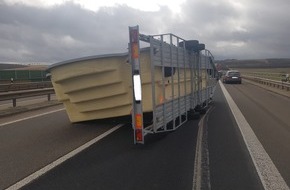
(129, 26, 217, 144)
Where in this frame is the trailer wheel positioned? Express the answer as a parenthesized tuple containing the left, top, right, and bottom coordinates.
(195, 104, 208, 115)
(199, 107, 207, 115)
(188, 110, 200, 120)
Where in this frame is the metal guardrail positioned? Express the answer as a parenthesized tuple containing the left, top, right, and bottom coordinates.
(242, 75, 290, 91)
(0, 88, 55, 107)
(0, 81, 52, 92)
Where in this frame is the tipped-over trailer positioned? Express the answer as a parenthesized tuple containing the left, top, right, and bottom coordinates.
(129, 26, 217, 144)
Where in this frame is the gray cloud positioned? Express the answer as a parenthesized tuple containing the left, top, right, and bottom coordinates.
(0, 0, 290, 63)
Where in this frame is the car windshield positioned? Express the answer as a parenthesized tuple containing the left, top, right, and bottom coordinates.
(228, 72, 240, 77)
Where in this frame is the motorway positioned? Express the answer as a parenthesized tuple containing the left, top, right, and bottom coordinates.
(0, 80, 289, 190)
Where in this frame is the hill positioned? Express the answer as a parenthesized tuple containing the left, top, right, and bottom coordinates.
(217, 58, 290, 69)
(0, 63, 48, 70)
(0, 63, 28, 70)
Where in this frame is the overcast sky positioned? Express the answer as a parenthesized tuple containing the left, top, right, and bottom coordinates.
(0, 0, 289, 64)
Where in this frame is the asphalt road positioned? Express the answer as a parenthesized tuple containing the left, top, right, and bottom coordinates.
(20, 121, 200, 190)
(0, 106, 121, 190)
(208, 83, 263, 190)
(1, 80, 289, 190)
(225, 81, 290, 187)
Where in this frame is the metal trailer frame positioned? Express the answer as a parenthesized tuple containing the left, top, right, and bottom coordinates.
(198, 49, 217, 108)
(129, 26, 217, 144)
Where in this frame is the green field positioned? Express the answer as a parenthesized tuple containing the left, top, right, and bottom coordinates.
(237, 68, 290, 81)
(237, 68, 290, 73)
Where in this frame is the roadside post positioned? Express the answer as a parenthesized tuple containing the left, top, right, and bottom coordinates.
(129, 25, 144, 144)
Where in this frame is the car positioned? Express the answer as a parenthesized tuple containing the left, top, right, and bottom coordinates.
(223, 70, 242, 84)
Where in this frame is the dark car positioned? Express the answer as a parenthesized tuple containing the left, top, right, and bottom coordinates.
(223, 70, 242, 84)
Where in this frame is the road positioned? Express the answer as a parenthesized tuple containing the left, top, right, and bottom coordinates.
(207, 83, 263, 190)
(0, 105, 121, 189)
(225, 81, 290, 187)
(0, 80, 289, 189)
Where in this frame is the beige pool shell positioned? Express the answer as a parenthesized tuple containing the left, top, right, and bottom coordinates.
(48, 49, 208, 122)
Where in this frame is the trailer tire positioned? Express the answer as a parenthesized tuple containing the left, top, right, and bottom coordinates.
(188, 110, 200, 120)
(199, 107, 207, 115)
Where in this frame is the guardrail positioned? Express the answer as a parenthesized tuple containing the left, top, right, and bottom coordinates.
(242, 75, 290, 91)
(0, 81, 52, 92)
(0, 88, 55, 107)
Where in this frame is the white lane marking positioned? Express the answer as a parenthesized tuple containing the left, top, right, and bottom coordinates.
(5, 124, 124, 190)
(0, 108, 65, 127)
(193, 115, 205, 190)
(219, 80, 289, 190)
(193, 107, 213, 190)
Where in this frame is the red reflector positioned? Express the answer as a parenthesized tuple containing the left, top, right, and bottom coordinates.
(135, 129, 143, 141)
(132, 43, 139, 59)
(130, 29, 139, 42)
(135, 114, 142, 129)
